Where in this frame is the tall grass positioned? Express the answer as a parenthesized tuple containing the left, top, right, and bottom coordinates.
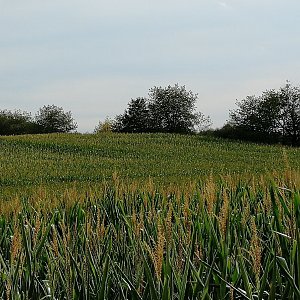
(1, 172, 300, 299)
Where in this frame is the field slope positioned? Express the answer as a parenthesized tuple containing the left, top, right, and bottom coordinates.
(1, 133, 299, 189)
(1, 133, 300, 299)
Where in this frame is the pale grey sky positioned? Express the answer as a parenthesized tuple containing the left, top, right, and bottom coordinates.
(1, 0, 300, 132)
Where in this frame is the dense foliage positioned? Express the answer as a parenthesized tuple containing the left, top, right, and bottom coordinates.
(2, 82, 300, 147)
(0, 170, 300, 299)
(0, 110, 39, 135)
(114, 84, 211, 134)
(94, 118, 115, 134)
(35, 105, 77, 133)
(217, 82, 300, 146)
(0, 105, 77, 135)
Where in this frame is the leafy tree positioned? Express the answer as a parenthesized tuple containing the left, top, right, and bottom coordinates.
(193, 112, 212, 132)
(148, 84, 199, 133)
(279, 83, 300, 144)
(94, 118, 114, 133)
(222, 82, 300, 145)
(229, 91, 281, 136)
(115, 97, 150, 133)
(35, 105, 77, 133)
(114, 84, 209, 134)
(0, 110, 38, 135)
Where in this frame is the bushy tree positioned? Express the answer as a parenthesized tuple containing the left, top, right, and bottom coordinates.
(193, 112, 212, 132)
(148, 84, 200, 133)
(94, 118, 114, 133)
(115, 97, 150, 133)
(35, 105, 77, 133)
(229, 91, 281, 137)
(279, 83, 300, 144)
(114, 84, 210, 134)
(221, 82, 300, 145)
(0, 110, 38, 135)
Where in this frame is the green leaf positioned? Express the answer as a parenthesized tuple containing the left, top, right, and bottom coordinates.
(115, 263, 142, 300)
(99, 255, 110, 300)
(162, 276, 170, 300)
(238, 254, 253, 299)
(276, 256, 300, 298)
(34, 211, 57, 259)
(141, 246, 159, 300)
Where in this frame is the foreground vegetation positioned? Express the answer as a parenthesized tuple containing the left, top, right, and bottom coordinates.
(1, 133, 300, 299)
(1, 173, 300, 299)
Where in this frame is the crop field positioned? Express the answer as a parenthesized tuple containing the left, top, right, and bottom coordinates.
(1, 133, 300, 299)
(1, 133, 300, 189)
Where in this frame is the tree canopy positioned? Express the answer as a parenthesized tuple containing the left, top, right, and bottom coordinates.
(0, 110, 38, 135)
(2, 82, 300, 146)
(114, 84, 211, 134)
(114, 97, 150, 133)
(218, 82, 300, 145)
(0, 105, 77, 136)
(35, 105, 77, 133)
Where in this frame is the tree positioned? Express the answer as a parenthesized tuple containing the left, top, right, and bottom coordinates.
(35, 105, 77, 133)
(279, 83, 300, 145)
(148, 84, 199, 133)
(223, 82, 300, 145)
(94, 118, 114, 133)
(0, 110, 38, 135)
(193, 112, 212, 132)
(114, 84, 209, 134)
(229, 91, 281, 136)
(115, 97, 150, 133)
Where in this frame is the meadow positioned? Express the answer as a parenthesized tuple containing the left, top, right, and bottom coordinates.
(0, 133, 300, 299)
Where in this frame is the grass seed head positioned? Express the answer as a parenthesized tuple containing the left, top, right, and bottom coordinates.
(250, 216, 261, 286)
(219, 189, 229, 238)
(11, 223, 21, 262)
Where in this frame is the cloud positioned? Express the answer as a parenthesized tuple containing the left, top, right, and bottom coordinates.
(1, 0, 300, 132)
(218, 1, 229, 8)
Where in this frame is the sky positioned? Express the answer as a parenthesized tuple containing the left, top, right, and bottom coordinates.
(1, 0, 300, 132)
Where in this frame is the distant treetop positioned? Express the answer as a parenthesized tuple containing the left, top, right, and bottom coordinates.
(35, 105, 77, 133)
(112, 84, 211, 134)
(216, 81, 300, 146)
(0, 105, 77, 136)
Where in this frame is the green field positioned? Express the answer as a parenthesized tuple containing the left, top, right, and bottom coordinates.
(1, 133, 300, 299)
(1, 133, 299, 188)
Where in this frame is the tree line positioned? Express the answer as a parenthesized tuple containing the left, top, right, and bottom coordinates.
(104, 84, 211, 134)
(1, 82, 300, 146)
(0, 105, 77, 135)
(215, 82, 300, 146)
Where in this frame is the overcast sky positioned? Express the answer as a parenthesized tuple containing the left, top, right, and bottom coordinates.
(1, 0, 300, 132)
